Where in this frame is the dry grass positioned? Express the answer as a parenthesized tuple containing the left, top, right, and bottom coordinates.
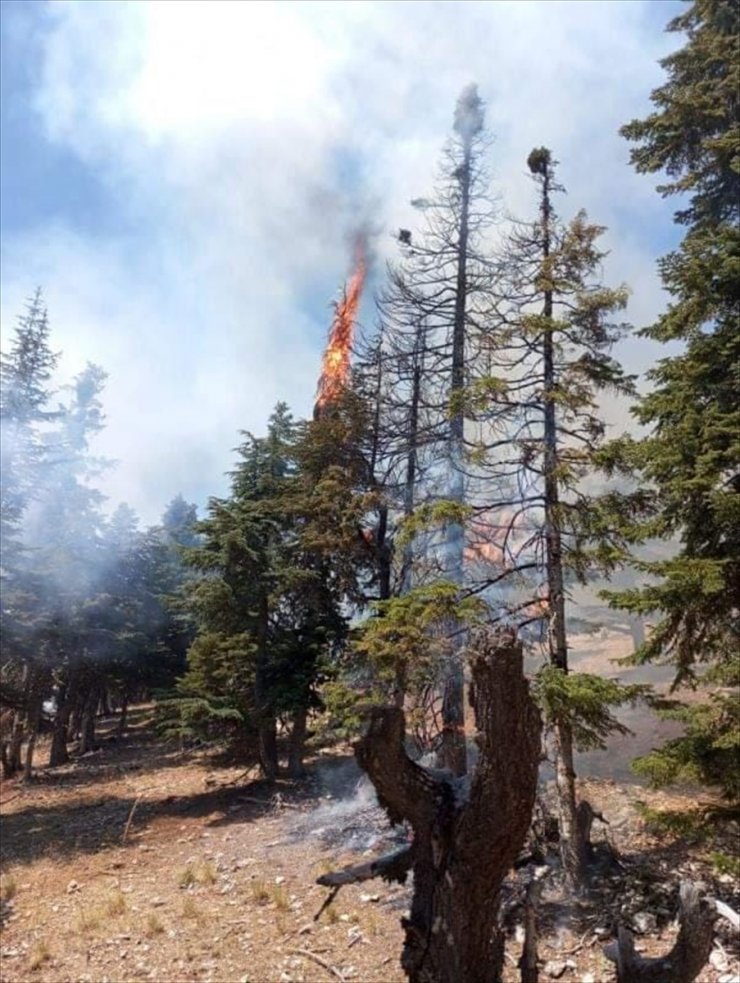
(250, 877, 270, 904)
(271, 882, 290, 911)
(0, 874, 17, 902)
(178, 859, 218, 889)
(180, 896, 200, 919)
(104, 889, 127, 916)
(145, 912, 165, 936)
(28, 940, 52, 971)
(75, 908, 101, 933)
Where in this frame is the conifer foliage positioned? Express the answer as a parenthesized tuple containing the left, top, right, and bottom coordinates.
(613, 0, 740, 800)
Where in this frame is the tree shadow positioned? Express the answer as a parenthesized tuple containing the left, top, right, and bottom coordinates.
(0, 773, 318, 868)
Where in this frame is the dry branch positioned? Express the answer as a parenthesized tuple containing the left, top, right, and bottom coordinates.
(604, 881, 715, 983)
(287, 948, 345, 982)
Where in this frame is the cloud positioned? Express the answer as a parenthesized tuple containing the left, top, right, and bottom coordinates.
(1, 0, 681, 521)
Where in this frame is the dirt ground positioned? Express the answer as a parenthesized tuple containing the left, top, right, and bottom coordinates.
(1, 707, 738, 983)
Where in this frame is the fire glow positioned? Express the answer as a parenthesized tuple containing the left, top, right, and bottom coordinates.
(315, 239, 367, 414)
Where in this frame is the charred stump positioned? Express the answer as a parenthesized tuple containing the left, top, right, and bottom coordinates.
(604, 881, 715, 983)
(350, 629, 541, 983)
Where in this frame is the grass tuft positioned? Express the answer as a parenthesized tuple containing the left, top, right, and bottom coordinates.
(0, 875, 17, 903)
(145, 912, 165, 936)
(28, 940, 51, 971)
(104, 890, 127, 916)
(181, 896, 199, 919)
(178, 860, 218, 889)
(250, 877, 270, 904)
(76, 908, 101, 932)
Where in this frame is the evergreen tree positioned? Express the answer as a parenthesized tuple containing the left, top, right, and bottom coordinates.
(373, 84, 498, 775)
(610, 0, 740, 801)
(168, 404, 354, 777)
(0, 290, 59, 717)
(474, 149, 646, 885)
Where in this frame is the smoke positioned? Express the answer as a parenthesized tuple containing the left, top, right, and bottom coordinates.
(289, 757, 408, 854)
(1, 1, 681, 523)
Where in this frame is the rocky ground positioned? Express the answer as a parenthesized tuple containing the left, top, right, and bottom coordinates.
(0, 707, 738, 983)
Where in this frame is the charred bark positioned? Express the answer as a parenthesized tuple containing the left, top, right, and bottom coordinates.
(605, 882, 715, 983)
(518, 872, 545, 983)
(350, 629, 541, 983)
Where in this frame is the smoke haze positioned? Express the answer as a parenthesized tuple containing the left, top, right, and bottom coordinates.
(1, 0, 683, 520)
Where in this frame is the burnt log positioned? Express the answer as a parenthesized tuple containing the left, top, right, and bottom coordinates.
(317, 844, 413, 889)
(350, 628, 541, 983)
(604, 881, 715, 983)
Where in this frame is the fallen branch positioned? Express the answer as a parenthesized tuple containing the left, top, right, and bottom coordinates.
(604, 881, 715, 983)
(713, 898, 740, 930)
(313, 885, 341, 921)
(287, 948, 345, 982)
(122, 794, 142, 844)
(316, 844, 413, 888)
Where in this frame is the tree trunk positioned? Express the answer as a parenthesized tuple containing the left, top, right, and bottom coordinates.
(287, 707, 308, 778)
(605, 882, 714, 983)
(22, 688, 43, 781)
(68, 696, 84, 742)
(539, 160, 585, 889)
(518, 872, 545, 983)
(439, 116, 476, 780)
(117, 694, 129, 737)
(49, 685, 71, 767)
(79, 684, 99, 755)
(5, 664, 31, 776)
(99, 688, 112, 717)
(351, 629, 541, 983)
(254, 592, 278, 779)
(5, 711, 25, 777)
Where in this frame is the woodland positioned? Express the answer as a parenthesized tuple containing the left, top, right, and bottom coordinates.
(1, 2, 738, 981)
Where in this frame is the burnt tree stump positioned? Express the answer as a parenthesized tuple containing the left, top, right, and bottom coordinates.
(604, 881, 716, 983)
(353, 629, 541, 983)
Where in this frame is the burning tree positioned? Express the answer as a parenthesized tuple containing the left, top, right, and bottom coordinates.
(315, 239, 367, 417)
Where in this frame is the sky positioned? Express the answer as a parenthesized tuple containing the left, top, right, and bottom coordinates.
(0, 0, 684, 524)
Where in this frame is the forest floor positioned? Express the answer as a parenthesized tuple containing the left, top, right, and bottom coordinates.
(1, 704, 738, 983)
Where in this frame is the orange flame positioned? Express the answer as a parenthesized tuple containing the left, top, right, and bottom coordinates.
(315, 240, 367, 411)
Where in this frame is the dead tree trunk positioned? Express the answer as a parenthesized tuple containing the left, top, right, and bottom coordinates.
(352, 629, 541, 983)
(605, 882, 715, 983)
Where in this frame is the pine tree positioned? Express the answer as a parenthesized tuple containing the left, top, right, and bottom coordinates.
(373, 84, 498, 775)
(473, 149, 646, 885)
(170, 404, 355, 777)
(608, 0, 740, 801)
(0, 291, 59, 698)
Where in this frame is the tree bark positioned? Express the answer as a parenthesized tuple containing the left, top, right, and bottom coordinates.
(49, 667, 80, 767)
(352, 629, 541, 983)
(117, 693, 129, 738)
(22, 683, 44, 781)
(287, 707, 308, 778)
(604, 882, 715, 983)
(518, 872, 545, 983)
(79, 684, 99, 755)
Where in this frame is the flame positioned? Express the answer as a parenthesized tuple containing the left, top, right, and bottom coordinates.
(315, 240, 367, 412)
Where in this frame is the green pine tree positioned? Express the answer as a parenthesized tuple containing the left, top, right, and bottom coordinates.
(610, 0, 740, 802)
